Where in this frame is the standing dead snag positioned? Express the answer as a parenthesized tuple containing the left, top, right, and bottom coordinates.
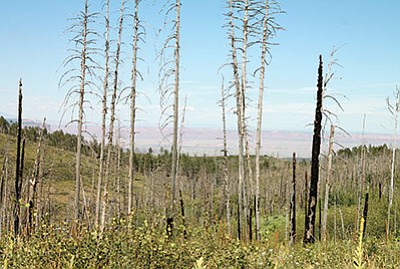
(304, 55, 324, 244)
(219, 77, 231, 235)
(158, 0, 181, 235)
(28, 118, 46, 234)
(59, 0, 98, 225)
(226, 0, 245, 240)
(75, 0, 89, 225)
(170, 0, 181, 232)
(101, 0, 126, 233)
(14, 79, 23, 238)
(289, 152, 296, 244)
(386, 86, 400, 236)
(321, 124, 335, 242)
(95, 0, 110, 229)
(254, 0, 270, 241)
(128, 0, 141, 215)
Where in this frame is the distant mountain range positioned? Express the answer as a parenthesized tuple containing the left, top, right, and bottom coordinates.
(1, 113, 396, 158)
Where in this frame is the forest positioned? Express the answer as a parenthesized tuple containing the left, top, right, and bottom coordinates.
(1, 0, 400, 268)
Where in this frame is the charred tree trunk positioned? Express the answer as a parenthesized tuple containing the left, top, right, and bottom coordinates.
(14, 79, 23, 238)
(304, 55, 323, 244)
(179, 189, 187, 238)
(363, 191, 369, 238)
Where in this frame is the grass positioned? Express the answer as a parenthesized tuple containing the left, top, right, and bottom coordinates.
(1, 219, 400, 268)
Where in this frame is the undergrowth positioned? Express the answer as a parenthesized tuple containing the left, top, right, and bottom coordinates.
(1, 218, 400, 269)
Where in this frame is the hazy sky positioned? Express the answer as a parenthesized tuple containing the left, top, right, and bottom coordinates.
(0, 0, 399, 135)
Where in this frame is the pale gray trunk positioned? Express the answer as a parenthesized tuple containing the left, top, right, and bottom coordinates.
(96, 0, 110, 228)
(289, 152, 297, 244)
(321, 124, 335, 242)
(254, 0, 269, 241)
(388, 112, 397, 235)
(116, 122, 122, 219)
(100, 0, 125, 233)
(0, 144, 9, 236)
(228, 0, 245, 240)
(28, 118, 46, 232)
(357, 115, 366, 231)
(220, 77, 231, 235)
(241, 0, 250, 239)
(128, 0, 140, 215)
(75, 0, 89, 224)
(170, 0, 181, 218)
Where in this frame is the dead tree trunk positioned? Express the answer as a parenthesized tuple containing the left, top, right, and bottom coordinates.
(254, 0, 269, 242)
(96, 0, 110, 229)
(128, 0, 140, 215)
(227, 0, 245, 241)
(304, 55, 323, 244)
(14, 79, 23, 238)
(387, 87, 400, 236)
(321, 124, 335, 242)
(101, 0, 125, 233)
(289, 152, 296, 244)
(166, 0, 181, 236)
(220, 77, 231, 235)
(75, 0, 90, 225)
(363, 191, 369, 238)
(0, 144, 9, 236)
(28, 118, 46, 233)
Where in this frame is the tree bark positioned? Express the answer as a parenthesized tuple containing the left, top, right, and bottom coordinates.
(321, 124, 335, 242)
(228, 0, 245, 241)
(75, 0, 89, 225)
(128, 0, 140, 215)
(28, 118, 46, 233)
(220, 77, 231, 235)
(96, 0, 110, 229)
(167, 0, 181, 236)
(255, 0, 269, 241)
(100, 0, 125, 233)
(289, 152, 296, 244)
(304, 55, 323, 244)
(14, 79, 23, 238)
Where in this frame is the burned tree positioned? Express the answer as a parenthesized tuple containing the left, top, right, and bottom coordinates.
(59, 0, 98, 224)
(13, 79, 23, 238)
(289, 152, 296, 244)
(158, 0, 181, 235)
(304, 55, 324, 244)
(95, 0, 111, 229)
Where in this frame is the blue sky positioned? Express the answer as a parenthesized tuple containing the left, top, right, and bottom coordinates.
(0, 0, 399, 136)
